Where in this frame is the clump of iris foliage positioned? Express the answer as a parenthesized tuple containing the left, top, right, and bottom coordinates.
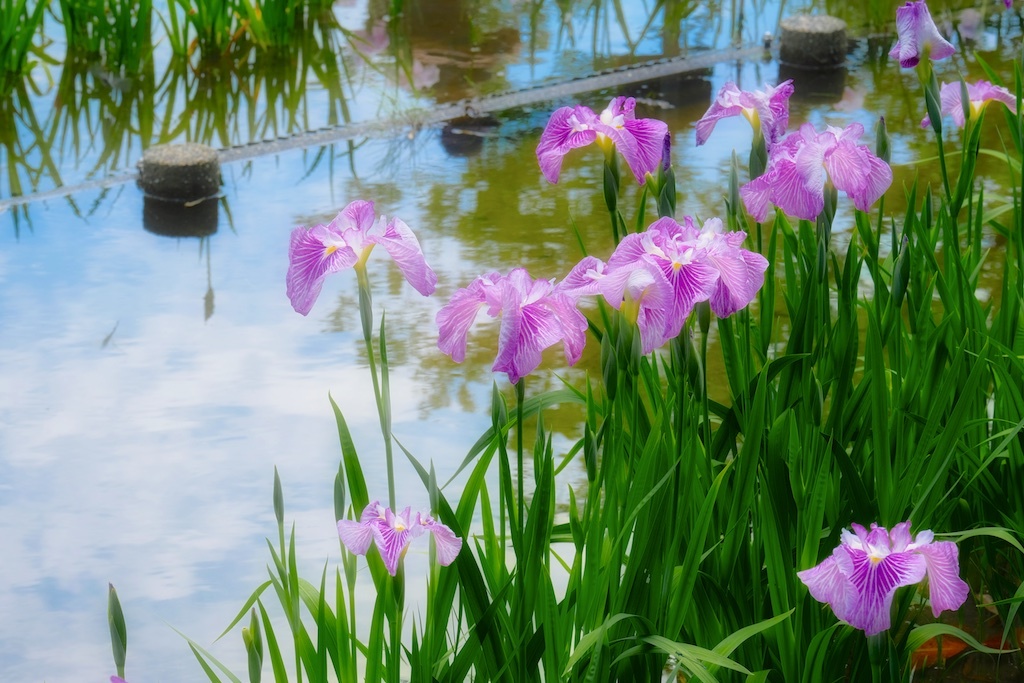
(0, 0, 338, 97)
(101, 1, 1024, 682)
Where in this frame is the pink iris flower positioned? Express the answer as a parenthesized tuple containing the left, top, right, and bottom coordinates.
(436, 268, 588, 384)
(740, 122, 892, 222)
(921, 80, 1018, 128)
(559, 217, 768, 354)
(286, 200, 437, 316)
(695, 80, 795, 147)
(798, 521, 970, 637)
(338, 501, 463, 576)
(889, 0, 956, 68)
(536, 96, 670, 184)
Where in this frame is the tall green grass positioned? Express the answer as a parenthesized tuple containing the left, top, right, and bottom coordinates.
(0, 0, 48, 96)
(56, 0, 153, 72)
(144, 17, 1024, 683)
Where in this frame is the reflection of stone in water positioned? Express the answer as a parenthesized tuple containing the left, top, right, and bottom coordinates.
(142, 196, 219, 238)
(440, 114, 501, 158)
(631, 71, 712, 110)
(778, 63, 847, 104)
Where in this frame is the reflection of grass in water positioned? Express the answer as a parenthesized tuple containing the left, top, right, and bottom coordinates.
(47, 56, 157, 180)
(158, 13, 354, 147)
(0, 84, 63, 204)
(161, 0, 342, 62)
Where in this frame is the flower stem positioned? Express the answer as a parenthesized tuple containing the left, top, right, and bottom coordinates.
(356, 264, 396, 511)
(867, 633, 885, 683)
(515, 378, 525, 536)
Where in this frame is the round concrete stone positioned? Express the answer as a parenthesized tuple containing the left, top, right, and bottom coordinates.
(137, 143, 221, 201)
(778, 15, 848, 69)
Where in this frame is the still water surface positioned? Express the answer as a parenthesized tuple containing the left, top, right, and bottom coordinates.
(1, 0, 1021, 680)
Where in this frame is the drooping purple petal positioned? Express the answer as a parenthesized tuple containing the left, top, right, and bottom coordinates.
(695, 80, 795, 147)
(766, 152, 826, 222)
(923, 80, 1019, 128)
(286, 223, 359, 315)
(739, 174, 774, 223)
(914, 540, 971, 616)
(543, 293, 590, 366)
(368, 216, 438, 296)
(440, 269, 589, 383)
(889, 0, 955, 68)
(967, 81, 1017, 116)
(825, 137, 893, 212)
(556, 256, 607, 299)
(837, 544, 927, 636)
(436, 276, 492, 363)
(493, 276, 564, 384)
(337, 519, 375, 555)
(536, 105, 600, 183)
(763, 80, 796, 144)
(621, 117, 672, 182)
(695, 82, 746, 146)
(798, 555, 859, 625)
(418, 515, 464, 566)
(706, 245, 770, 317)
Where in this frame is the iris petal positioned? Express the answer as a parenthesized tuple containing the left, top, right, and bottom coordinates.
(915, 541, 971, 616)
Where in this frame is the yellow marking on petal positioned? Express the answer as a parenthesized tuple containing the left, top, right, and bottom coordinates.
(324, 245, 338, 257)
(394, 523, 406, 532)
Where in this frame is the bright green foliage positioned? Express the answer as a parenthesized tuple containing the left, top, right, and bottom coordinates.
(108, 583, 127, 679)
(57, 0, 153, 72)
(0, 0, 47, 96)
(183, 39, 1024, 683)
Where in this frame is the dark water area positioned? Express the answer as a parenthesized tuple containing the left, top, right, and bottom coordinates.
(1, 0, 1022, 680)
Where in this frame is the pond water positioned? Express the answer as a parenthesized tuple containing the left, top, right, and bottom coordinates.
(1, 0, 1022, 680)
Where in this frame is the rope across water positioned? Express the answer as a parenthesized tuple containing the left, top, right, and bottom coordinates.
(0, 44, 765, 210)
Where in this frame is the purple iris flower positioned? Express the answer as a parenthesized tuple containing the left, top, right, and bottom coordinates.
(695, 80, 795, 148)
(338, 501, 463, 576)
(921, 80, 1018, 128)
(436, 268, 588, 384)
(560, 217, 768, 354)
(889, 1, 956, 68)
(111, 678, 127, 683)
(740, 122, 893, 222)
(536, 96, 670, 184)
(286, 200, 437, 316)
(798, 521, 970, 637)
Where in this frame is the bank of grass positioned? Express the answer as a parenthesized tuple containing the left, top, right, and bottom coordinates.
(152, 50, 1024, 683)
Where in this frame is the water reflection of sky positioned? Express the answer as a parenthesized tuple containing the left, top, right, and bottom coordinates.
(2, 0, 1023, 680)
